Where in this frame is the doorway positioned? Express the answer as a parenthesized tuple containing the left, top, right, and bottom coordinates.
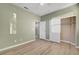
(61, 16, 76, 44)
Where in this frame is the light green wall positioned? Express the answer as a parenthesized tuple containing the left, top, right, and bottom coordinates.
(0, 3, 40, 49)
(76, 4, 79, 47)
(41, 4, 79, 46)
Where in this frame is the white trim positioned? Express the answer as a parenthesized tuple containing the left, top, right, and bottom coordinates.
(61, 40, 76, 46)
(41, 39, 76, 46)
(40, 39, 60, 43)
(0, 39, 35, 52)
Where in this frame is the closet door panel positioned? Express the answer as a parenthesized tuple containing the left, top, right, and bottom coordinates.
(39, 21, 46, 39)
(70, 16, 76, 43)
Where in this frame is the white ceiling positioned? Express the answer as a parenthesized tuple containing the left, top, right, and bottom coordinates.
(14, 3, 76, 16)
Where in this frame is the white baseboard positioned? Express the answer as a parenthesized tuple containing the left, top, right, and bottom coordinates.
(0, 39, 35, 52)
(40, 39, 60, 43)
(76, 46, 79, 48)
(61, 40, 76, 46)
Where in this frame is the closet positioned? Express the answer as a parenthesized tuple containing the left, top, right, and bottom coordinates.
(61, 16, 76, 43)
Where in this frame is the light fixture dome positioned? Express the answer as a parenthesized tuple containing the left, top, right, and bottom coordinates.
(40, 3, 44, 6)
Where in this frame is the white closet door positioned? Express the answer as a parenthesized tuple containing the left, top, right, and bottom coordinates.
(49, 17, 60, 42)
(39, 21, 46, 39)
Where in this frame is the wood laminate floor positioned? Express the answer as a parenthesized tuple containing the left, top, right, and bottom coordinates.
(0, 39, 79, 55)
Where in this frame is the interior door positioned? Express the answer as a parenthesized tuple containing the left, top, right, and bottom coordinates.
(39, 21, 46, 39)
(35, 22, 39, 39)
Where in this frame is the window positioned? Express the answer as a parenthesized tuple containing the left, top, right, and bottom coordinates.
(10, 13, 16, 34)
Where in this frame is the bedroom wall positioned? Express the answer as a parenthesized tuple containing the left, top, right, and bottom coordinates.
(41, 4, 77, 45)
(0, 3, 40, 50)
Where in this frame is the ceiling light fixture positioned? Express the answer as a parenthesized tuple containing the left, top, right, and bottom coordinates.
(40, 3, 44, 6)
(24, 7, 28, 9)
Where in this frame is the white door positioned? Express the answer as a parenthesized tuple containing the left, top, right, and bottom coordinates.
(39, 21, 46, 39)
(49, 17, 60, 42)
